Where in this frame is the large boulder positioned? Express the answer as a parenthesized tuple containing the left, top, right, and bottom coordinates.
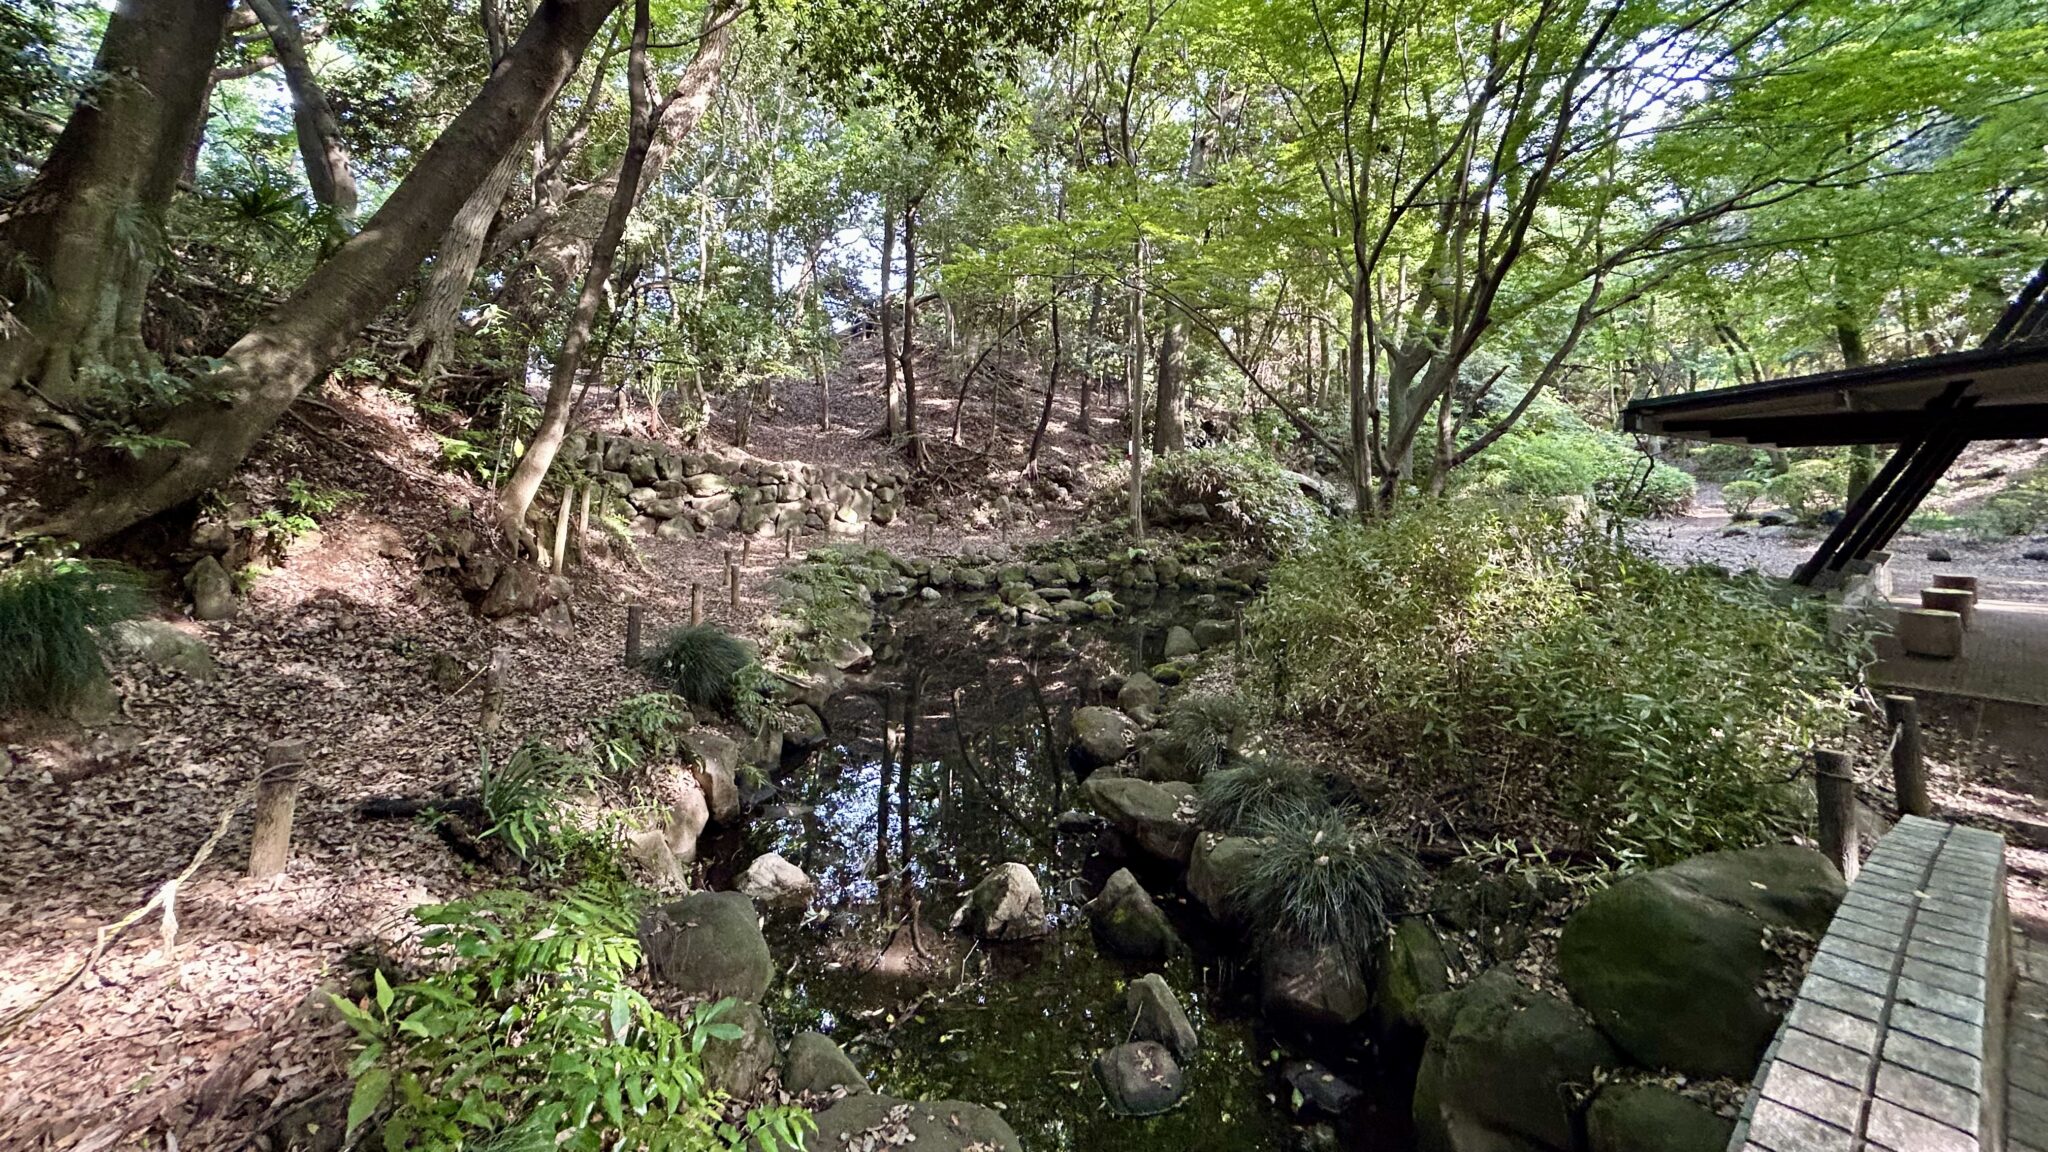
(784, 1031, 869, 1097)
(1585, 1083, 1735, 1152)
(1082, 776, 1198, 864)
(1191, 618, 1236, 650)
(736, 852, 815, 908)
(1187, 833, 1260, 922)
(1117, 672, 1162, 717)
(1127, 973, 1198, 1061)
(1069, 706, 1136, 770)
(108, 620, 217, 681)
(1557, 845, 1845, 1080)
(1086, 868, 1184, 961)
(1262, 942, 1370, 1034)
(1094, 1041, 1185, 1117)
(1413, 969, 1621, 1152)
(661, 772, 711, 862)
(780, 704, 827, 755)
(639, 891, 772, 1002)
(951, 862, 1050, 941)
(1162, 625, 1200, 659)
(808, 1095, 1021, 1152)
(1374, 919, 1453, 1044)
(682, 731, 742, 823)
(702, 1000, 775, 1100)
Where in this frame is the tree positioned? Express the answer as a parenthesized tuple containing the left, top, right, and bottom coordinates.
(245, 0, 356, 232)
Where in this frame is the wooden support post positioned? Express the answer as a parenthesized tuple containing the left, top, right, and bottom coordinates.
(729, 562, 740, 609)
(247, 739, 310, 880)
(785, 531, 794, 559)
(1815, 749, 1859, 883)
(742, 537, 753, 562)
(690, 583, 703, 625)
(625, 604, 645, 665)
(1884, 694, 1932, 818)
(574, 484, 592, 565)
(552, 490, 573, 573)
(481, 651, 509, 734)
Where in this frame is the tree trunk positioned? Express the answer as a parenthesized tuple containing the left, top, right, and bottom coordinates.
(497, 0, 660, 543)
(0, 0, 231, 405)
(246, 0, 356, 230)
(878, 200, 900, 439)
(38, 0, 627, 545)
(1079, 283, 1102, 435)
(1346, 286, 1376, 520)
(1152, 319, 1186, 453)
(1127, 245, 1147, 540)
(1026, 295, 1061, 471)
(900, 195, 923, 466)
(1836, 315, 1877, 501)
(407, 144, 526, 384)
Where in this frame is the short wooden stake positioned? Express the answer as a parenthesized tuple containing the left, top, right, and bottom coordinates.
(625, 604, 645, 665)
(574, 483, 592, 564)
(728, 563, 740, 609)
(1815, 749, 1859, 883)
(690, 583, 703, 625)
(481, 651, 510, 734)
(1884, 694, 1932, 818)
(551, 490, 573, 573)
(248, 740, 310, 880)
(785, 532, 794, 559)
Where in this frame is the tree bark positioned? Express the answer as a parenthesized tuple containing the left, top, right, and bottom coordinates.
(878, 198, 900, 439)
(246, 0, 357, 230)
(0, 0, 231, 405)
(900, 195, 924, 466)
(38, 0, 627, 545)
(1127, 244, 1147, 540)
(1151, 319, 1186, 453)
(1079, 283, 1102, 435)
(1026, 295, 1061, 470)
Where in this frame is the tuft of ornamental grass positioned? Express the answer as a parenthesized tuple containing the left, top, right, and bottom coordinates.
(0, 557, 144, 716)
(641, 625, 755, 716)
(1232, 801, 1418, 967)
(1154, 691, 1246, 778)
(1197, 753, 1323, 832)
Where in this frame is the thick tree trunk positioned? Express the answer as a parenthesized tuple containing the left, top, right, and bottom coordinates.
(1346, 286, 1376, 520)
(38, 0, 626, 545)
(1151, 320, 1186, 453)
(900, 196, 923, 466)
(1127, 246, 1147, 540)
(408, 144, 526, 384)
(1026, 296, 1061, 470)
(246, 0, 356, 230)
(0, 0, 231, 405)
(878, 200, 900, 439)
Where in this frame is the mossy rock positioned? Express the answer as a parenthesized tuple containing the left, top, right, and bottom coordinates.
(1149, 661, 1189, 686)
(1586, 1083, 1735, 1152)
(1374, 919, 1452, 1044)
(784, 1031, 869, 1097)
(703, 1000, 775, 1100)
(639, 890, 772, 1002)
(807, 1094, 1022, 1152)
(1086, 868, 1184, 961)
(1413, 969, 1619, 1152)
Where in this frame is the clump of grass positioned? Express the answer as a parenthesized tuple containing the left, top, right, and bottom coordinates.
(1232, 802, 1419, 966)
(1198, 754, 1323, 832)
(588, 692, 696, 774)
(642, 625, 755, 716)
(0, 557, 144, 715)
(1155, 692, 1247, 778)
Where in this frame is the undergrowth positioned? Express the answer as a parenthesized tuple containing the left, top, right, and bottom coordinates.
(643, 627, 756, 717)
(1146, 445, 1323, 554)
(0, 556, 144, 715)
(1229, 803, 1418, 967)
(1198, 754, 1323, 833)
(766, 546, 897, 662)
(1153, 692, 1248, 779)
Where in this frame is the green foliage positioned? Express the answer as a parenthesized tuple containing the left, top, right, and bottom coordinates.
(1720, 479, 1767, 519)
(331, 881, 811, 1151)
(1197, 754, 1323, 833)
(1466, 401, 1694, 517)
(1962, 466, 2048, 537)
(1228, 803, 1418, 967)
(1690, 444, 1768, 482)
(1763, 459, 1846, 524)
(1147, 446, 1323, 554)
(588, 693, 697, 776)
(477, 742, 606, 880)
(643, 626, 757, 717)
(0, 556, 143, 715)
(1153, 691, 1247, 779)
(769, 547, 896, 662)
(239, 479, 359, 552)
(1251, 498, 1864, 864)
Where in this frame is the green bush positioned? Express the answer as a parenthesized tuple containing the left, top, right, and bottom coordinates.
(1250, 498, 1864, 864)
(1198, 754, 1324, 833)
(1690, 443, 1768, 482)
(1965, 467, 2048, 537)
(1721, 479, 1766, 518)
(0, 557, 144, 715)
(332, 881, 811, 1151)
(1464, 401, 1693, 517)
(1764, 458, 1846, 523)
(1147, 445, 1323, 553)
(1229, 803, 1418, 967)
(477, 741, 605, 879)
(1153, 691, 1247, 778)
(588, 692, 696, 775)
(643, 626, 755, 716)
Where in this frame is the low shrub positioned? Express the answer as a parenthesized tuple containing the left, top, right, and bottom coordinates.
(643, 626, 755, 716)
(1966, 467, 2048, 537)
(1764, 458, 1846, 523)
(1690, 442, 1768, 482)
(1146, 445, 1324, 553)
(1198, 754, 1324, 833)
(1153, 692, 1247, 779)
(1251, 498, 1864, 864)
(477, 741, 606, 879)
(1229, 803, 1418, 966)
(332, 881, 812, 1151)
(588, 692, 696, 775)
(1720, 479, 1766, 518)
(0, 557, 144, 715)
(1464, 400, 1693, 517)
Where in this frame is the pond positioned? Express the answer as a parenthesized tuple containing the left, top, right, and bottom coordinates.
(707, 591, 1416, 1151)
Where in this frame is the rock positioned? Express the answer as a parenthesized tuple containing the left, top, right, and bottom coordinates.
(1283, 1059, 1362, 1119)
(746, 725, 784, 774)
(1263, 942, 1370, 1034)
(1094, 1041, 1185, 1117)
(780, 703, 827, 754)
(1086, 868, 1183, 960)
(1374, 919, 1452, 1042)
(1069, 706, 1136, 771)
(479, 564, 552, 618)
(1557, 845, 1845, 1079)
(1084, 776, 1199, 863)
(425, 650, 470, 693)
(2025, 548, 2048, 562)
(1757, 511, 1791, 527)
(1135, 733, 1196, 783)
(108, 620, 216, 681)
(951, 862, 1050, 941)
(1116, 672, 1162, 717)
(640, 890, 772, 1002)
(826, 635, 873, 671)
(626, 829, 688, 888)
(702, 1000, 775, 1099)
(1927, 547, 1954, 562)
(784, 1031, 869, 1097)
(736, 852, 814, 908)
(1149, 662, 1188, 687)
(683, 731, 742, 823)
(1191, 618, 1236, 649)
(1586, 1083, 1735, 1152)
(808, 1094, 1022, 1152)
(662, 772, 711, 862)
(1163, 625, 1200, 659)
(1126, 973, 1198, 1061)
(1412, 969, 1621, 1152)
(1187, 833, 1260, 922)
(185, 555, 237, 621)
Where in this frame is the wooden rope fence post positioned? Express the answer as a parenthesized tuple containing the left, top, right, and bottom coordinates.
(690, 583, 703, 625)
(742, 537, 753, 562)
(1815, 748, 1859, 883)
(625, 604, 645, 665)
(574, 483, 592, 565)
(1884, 694, 1931, 818)
(481, 651, 510, 735)
(785, 531, 794, 559)
(728, 561, 740, 609)
(551, 489, 573, 573)
(247, 739, 311, 880)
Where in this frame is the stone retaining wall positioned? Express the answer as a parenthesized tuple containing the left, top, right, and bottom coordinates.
(564, 432, 908, 541)
(1729, 815, 2012, 1152)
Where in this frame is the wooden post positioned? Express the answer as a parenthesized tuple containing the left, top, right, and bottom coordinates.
(1884, 694, 1932, 818)
(247, 739, 310, 880)
(728, 562, 740, 609)
(481, 651, 510, 734)
(1815, 749, 1859, 883)
(690, 583, 703, 625)
(551, 490, 573, 573)
(574, 484, 592, 564)
(625, 604, 645, 665)
(742, 537, 753, 562)
(785, 531, 794, 559)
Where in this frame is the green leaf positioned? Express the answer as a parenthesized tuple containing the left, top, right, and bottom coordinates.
(373, 969, 394, 1013)
(347, 1067, 391, 1136)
